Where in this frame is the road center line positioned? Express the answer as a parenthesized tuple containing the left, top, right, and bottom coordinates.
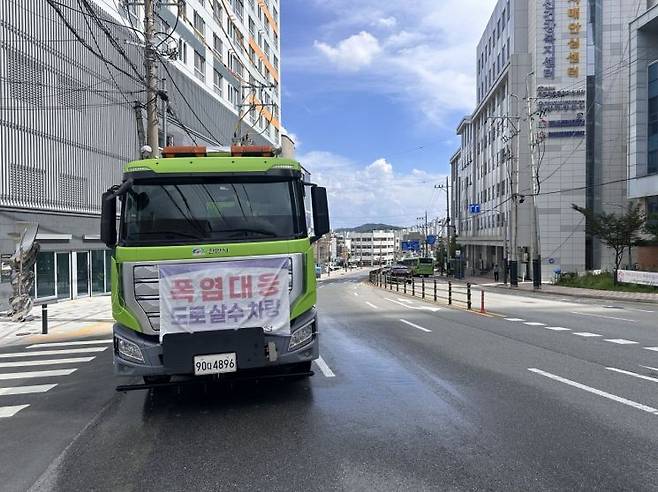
(365, 302, 379, 310)
(528, 368, 658, 415)
(399, 319, 431, 333)
(642, 365, 658, 372)
(545, 327, 571, 331)
(523, 322, 546, 326)
(0, 357, 95, 368)
(0, 405, 30, 418)
(314, 356, 335, 378)
(504, 318, 526, 322)
(644, 347, 658, 352)
(604, 339, 639, 345)
(570, 312, 637, 323)
(573, 332, 602, 337)
(606, 367, 658, 384)
(353, 292, 359, 297)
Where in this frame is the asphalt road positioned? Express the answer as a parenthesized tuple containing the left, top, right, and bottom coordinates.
(1, 272, 657, 491)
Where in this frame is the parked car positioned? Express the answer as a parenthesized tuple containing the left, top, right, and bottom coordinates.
(389, 264, 413, 283)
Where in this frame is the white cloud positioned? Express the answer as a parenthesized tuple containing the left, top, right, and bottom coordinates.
(375, 16, 397, 28)
(299, 150, 446, 228)
(297, 0, 498, 125)
(286, 132, 301, 148)
(313, 31, 382, 71)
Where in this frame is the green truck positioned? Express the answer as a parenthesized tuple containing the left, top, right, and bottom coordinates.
(100, 145, 330, 385)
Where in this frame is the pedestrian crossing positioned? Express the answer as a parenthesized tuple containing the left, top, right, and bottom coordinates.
(0, 338, 112, 419)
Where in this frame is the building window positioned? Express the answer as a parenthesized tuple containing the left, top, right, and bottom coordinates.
(178, 39, 188, 63)
(648, 62, 658, 175)
(193, 11, 205, 39)
(213, 70, 223, 96)
(213, 0, 222, 24)
(194, 50, 206, 81)
(213, 33, 223, 59)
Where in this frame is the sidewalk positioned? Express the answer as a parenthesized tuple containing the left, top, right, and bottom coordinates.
(451, 273, 658, 304)
(0, 296, 113, 347)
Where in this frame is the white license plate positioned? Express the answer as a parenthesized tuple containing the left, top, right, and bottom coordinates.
(193, 353, 237, 375)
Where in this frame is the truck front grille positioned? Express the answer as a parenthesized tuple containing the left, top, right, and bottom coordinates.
(133, 265, 161, 332)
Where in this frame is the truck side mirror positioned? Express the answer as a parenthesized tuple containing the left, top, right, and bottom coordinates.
(101, 190, 117, 248)
(311, 186, 330, 243)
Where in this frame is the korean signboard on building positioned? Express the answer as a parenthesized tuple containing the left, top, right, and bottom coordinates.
(159, 258, 291, 340)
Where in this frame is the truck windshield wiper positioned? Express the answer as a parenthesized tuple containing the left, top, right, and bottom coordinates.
(137, 231, 206, 241)
(225, 228, 278, 238)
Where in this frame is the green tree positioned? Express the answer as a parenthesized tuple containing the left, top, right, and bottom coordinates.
(572, 203, 646, 284)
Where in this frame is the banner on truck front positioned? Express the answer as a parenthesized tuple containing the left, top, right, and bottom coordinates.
(159, 258, 290, 340)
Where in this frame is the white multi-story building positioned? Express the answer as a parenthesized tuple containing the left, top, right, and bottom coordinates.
(452, 0, 638, 279)
(348, 230, 396, 266)
(0, 0, 283, 309)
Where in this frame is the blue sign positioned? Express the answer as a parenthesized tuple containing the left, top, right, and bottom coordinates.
(469, 203, 481, 214)
(426, 235, 437, 246)
(401, 240, 421, 252)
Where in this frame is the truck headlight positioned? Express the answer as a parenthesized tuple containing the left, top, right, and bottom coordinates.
(288, 321, 314, 351)
(115, 336, 145, 363)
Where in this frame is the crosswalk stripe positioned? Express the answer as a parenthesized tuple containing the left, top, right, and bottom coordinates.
(0, 405, 29, 418)
(0, 369, 77, 380)
(26, 339, 113, 349)
(0, 384, 57, 396)
(0, 348, 107, 358)
(0, 357, 94, 368)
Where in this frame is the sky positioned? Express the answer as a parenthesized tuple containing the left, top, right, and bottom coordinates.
(280, 0, 498, 229)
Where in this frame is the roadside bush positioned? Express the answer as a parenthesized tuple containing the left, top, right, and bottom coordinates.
(555, 272, 658, 293)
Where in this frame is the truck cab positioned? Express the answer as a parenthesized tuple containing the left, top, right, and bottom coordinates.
(101, 145, 329, 384)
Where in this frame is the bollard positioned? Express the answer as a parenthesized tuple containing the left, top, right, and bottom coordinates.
(466, 283, 472, 310)
(404, 279, 407, 294)
(412, 279, 415, 297)
(41, 304, 48, 335)
(480, 289, 486, 314)
(422, 277, 425, 299)
(396, 278, 399, 292)
(433, 278, 437, 302)
(448, 282, 452, 305)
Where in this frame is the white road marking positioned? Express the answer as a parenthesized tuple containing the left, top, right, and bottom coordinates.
(606, 367, 658, 384)
(384, 298, 440, 312)
(0, 405, 30, 418)
(0, 347, 107, 358)
(400, 319, 432, 333)
(528, 368, 658, 415)
(397, 298, 413, 304)
(314, 356, 335, 378)
(353, 292, 359, 297)
(0, 384, 57, 396)
(645, 347, 658, 352)
(523, 322, 546, 326)
(545, 327, 571, 331)
(628, 308, 654, 313)
(570, 312, 637, 323)
(365, 302, 379, 310)
(642, 366, 658, 372)
(0, 357, 94, 368)
(26, 339, 113, 349)
(0, 369, 77, 381)
(604, 339, 639, 345)
(573, 332, 602, 337)
(505, 318, 526, 322)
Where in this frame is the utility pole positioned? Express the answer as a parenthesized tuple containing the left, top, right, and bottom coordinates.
(445, 176, 451, 264)
(144, 0, 160, 157)
(526, 72, 541, 289)
(161, 77, 168, 147)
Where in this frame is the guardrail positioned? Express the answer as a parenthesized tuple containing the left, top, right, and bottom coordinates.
(369, 270, 485, 312)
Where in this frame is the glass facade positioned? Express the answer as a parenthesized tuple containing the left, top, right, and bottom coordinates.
(30, 249, 111, 301)
(648, 62, 658, 175)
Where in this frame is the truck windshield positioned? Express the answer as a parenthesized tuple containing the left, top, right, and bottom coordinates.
(120, 178, 306, 246)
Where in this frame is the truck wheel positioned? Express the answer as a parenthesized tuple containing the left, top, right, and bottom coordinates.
(143, 375, 171, 385)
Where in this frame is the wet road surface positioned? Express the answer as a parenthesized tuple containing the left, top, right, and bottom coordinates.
(2, 273, 658, 491)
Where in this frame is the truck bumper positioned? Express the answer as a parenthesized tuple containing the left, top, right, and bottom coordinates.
(113, 308, 319, 377)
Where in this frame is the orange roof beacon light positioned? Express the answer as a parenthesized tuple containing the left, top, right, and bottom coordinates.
(230, 145, 277, 157)
(161, 146, 207, 158)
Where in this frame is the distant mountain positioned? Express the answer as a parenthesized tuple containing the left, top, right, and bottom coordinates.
(335, 223, 403, 233)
